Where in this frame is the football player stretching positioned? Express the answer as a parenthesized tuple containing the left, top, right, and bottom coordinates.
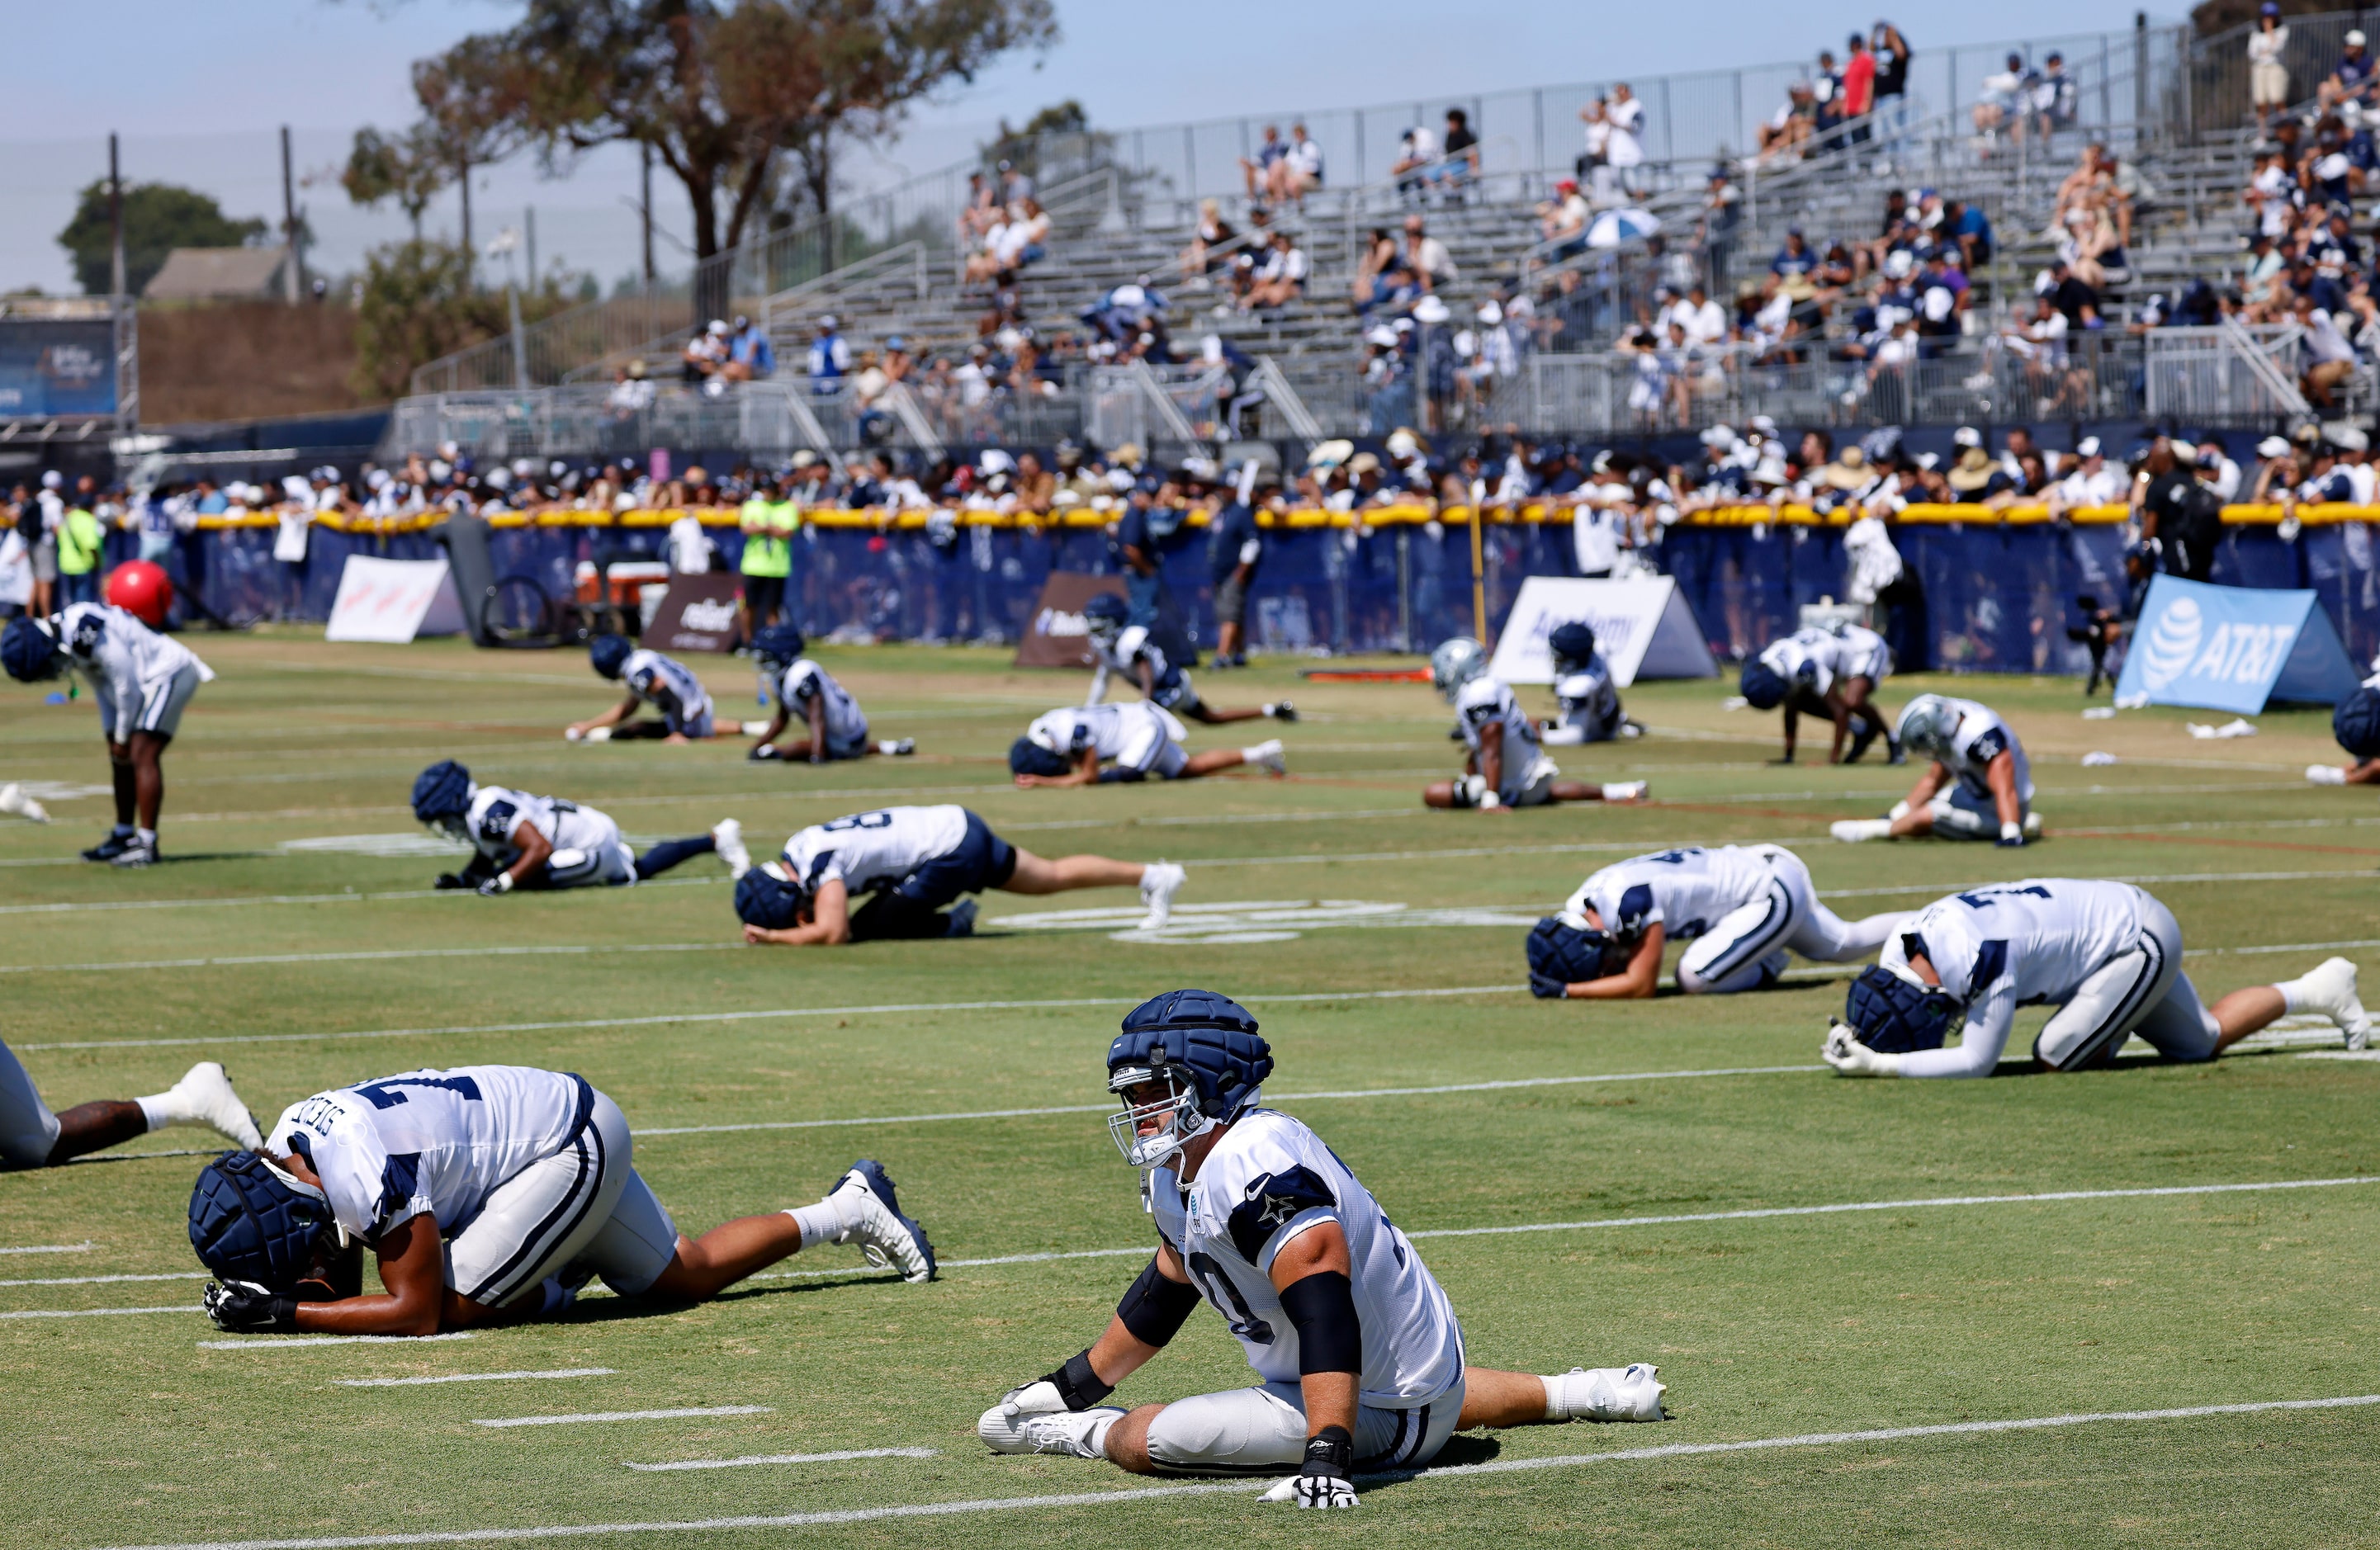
(1424, 638, 1645, 811)
(745, 625, 914, 763)
(1536, 622, 1635, 746)
(1529, 844, 1907, 999)
(1831, 693, 2041, 846)
(1736, 620, 1895, 765)
(979, 990, 1668, 1506)
(409, 760, 745, 895)
(1824, 879, 2369, 1076)
(1081, 593, 1294, 725)
(1009, 702, 1285, 787)
(2309, 679, 2380, 786)
(736, 804, 1185, 944)
(565, 634, 720, 743)
(188, 1063, 933, 1337)
(2, 1040, 260, 1169)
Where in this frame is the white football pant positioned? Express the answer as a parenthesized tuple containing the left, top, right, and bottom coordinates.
(2032, 893, 2217, 1070)
(1143, 1377, 1464, 1475)
(1675, 847, 1904, 994)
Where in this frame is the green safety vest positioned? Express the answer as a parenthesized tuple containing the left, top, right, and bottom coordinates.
(740, 497, 799, 578)
(58, 507, 104, 575)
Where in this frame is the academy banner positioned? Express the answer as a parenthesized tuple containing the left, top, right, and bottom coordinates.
(2112, 574, 2362, 713)
(323, 556, 467, 643)
(1486, 576, 1720, 686)
(1012, 572, 1198, 671)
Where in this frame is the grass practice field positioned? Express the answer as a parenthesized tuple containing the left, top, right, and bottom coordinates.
(5, 636, 2380, 1549)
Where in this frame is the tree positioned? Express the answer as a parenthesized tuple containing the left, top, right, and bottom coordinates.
(351, 238, 573, 399)
(56, 182, 268, 297)
(342, 126, 452, 241)
(978, 100, 1120, 192)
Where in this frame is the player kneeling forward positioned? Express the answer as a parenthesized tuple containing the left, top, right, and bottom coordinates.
(187, 1063, 933, 1337)
(2310, 678, 2380, 786)
(1083, 594, 1294, 726)
(2, 1038, 260, 1169)
(1537, 622, 1636, 746)
(1528, 843, 1906, 999)
(736, 803, 1186, 945)
(1824, 879, 2369, 1078)
(1009, 702, 1284, 787)
(410, 759, 744, 895)
(1737, 621, 1895, 765)
(746, 625, 913, 763)
(1831, 693, 2040, 847)
(1425, 637, 1644, 811)
(978, 990, 1666, 1504)
(566, 635, 721, 744)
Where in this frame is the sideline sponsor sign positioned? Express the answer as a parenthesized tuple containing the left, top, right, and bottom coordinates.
(1487, 575, 1720, 686)
(2113, 574, 2360, 713)
(648, 574, 744, 653)
(323, 557, 467, 643)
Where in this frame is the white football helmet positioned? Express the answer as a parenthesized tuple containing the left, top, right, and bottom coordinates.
(1895, 694, 1960, 761)
(1430, 636, 1488, 702)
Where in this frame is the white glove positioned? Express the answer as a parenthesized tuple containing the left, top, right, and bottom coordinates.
(1238, 538, 1261, 565)
(1824, 1020, 1902, 1077)
(1262, 1472, 1360, 1508)
(1456, 773, 1488, 808)
(2309, 764, 2349, 786)
(977, 1379, 1067, 1453)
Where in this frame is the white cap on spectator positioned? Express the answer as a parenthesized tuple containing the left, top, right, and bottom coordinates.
(1700, 424, 1737, 447)
(2077, 436, 2103, 458)
(978, 449, 1016, 475)
(1412, 295, 1452, 324)
(1749, 414, 1778, 437)
(2351, 28, 2367, 44)
(1365, 325, 1399, 347)
(2335, 426, 2371, 452)
(1386, 428, 1422, 459)
(1477, 300, 1503, 325)
(2258, 435, 2292, 458)
(40, 470, 60, 489)
(1953, 426, 1984, 449)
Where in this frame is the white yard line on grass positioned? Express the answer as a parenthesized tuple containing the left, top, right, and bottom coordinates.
(474, 1407, 770, 1429)
(85, 1392, 2380, 1549)
(0, 1305, 196, 1320)
(0, 943, 743, 978)
(0, 1241, 91, 1255)
(0, 1272, 198, 1288)
(338, 1371, 615, 1388)
(623, 1447, 936, 1472)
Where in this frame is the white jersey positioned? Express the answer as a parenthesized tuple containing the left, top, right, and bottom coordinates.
(1149, 1109, 1464, 1406)
(1933, 697, 2032, 801)
(781, 805, 970, 896)
(1027, 702, 1186, 762)
(1881, 879, 2146, 1067)
(465, 785, 619, 863)
(1553, 660, 1622, 740)
(267, 1065, 594, 1241)
(59, 602, 214, 729)
(621, 648, 713, 723)
(774, 659, 868, 744)
(1566, 844, 1784, 943)
(1756, 623, 1884, 700)
(1455, 677, 1554, 798)
(1088, 626, 1186, 702)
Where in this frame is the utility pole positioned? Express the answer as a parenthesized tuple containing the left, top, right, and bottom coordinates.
(110, 131, 136, 438)
(280, 125, 300, 304)
(640, 142, 655, 286)
(459, 156, 474, 282)
(108, 133, 125, 299)
(525, 206, 537, 289)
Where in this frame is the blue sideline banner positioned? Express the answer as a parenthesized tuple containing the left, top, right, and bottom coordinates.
(2113, 575, 2362, 714)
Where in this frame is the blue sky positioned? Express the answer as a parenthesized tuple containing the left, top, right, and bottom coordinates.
(0, 0, 2175, 294)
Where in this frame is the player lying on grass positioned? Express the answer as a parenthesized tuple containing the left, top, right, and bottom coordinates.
(1537, 622, 1636, 746)
(1082, 593, 1294, 726)
(187, 1063, 933, 1337)
(1830, 693, 2041, 846)
(1528, 843, 1907, 999)
(2, 604, 214, 868)
(2309, 680, 2380, 786)
(410, 759, 745, 895)
(2, 1042, 260, 1169)
(978, 989, 1668, 1505)
(1008, 702, 1285, 787)
(1823, 878, 2369, 1077)
(1737, 620, 1895, 765)
(745, 625, 913, 763)
(736, 803, 1185, 945)
(1424, 637, 1645, 810)
(565, 635, 720, 743)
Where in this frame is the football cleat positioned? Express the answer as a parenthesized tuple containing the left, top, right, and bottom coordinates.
(82, 827, 134, 862)
(887, 737, 917, 756)
(1844, 722, 1881, 764)
(169, 1062, 265, 1151)
(0, 782, 50, 824)
(944, 899, 978, 938)
(1264, 700, 1298, 722)
(1017, 1407, 1127, 1459)
(1138, 861, 1187, 930)
(1603, 780, 1649, 802)
(111, 839, 159, 868)
(2293, 957, 2369, 1051)
(1248, 739, 1287, 777)
(1885, 735, 1906, 765)
(712, 818, 752, 879)
(2308, 764, 2349, 786)
(1830, 818, 1893, 843)
(830, 1160, 936, 1283)
(1544, 1363, 1668, 1422)
(978, 1380, 1067, 1453)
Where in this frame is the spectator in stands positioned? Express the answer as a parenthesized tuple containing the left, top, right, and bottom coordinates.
(2250, 4, 2290, 144)
(2326, 30, 2378, 111)
(1841, 33, 1876, 141)
(2059, 198, 2127, 291)
(683, 319, 729, 384)
(1239, 124, 1289, 202)
(999, 159, 1034, 204)
(1351, 226, 1398, 307)
(1771, 228, 1818, 286)
(1403, 215, 1455, 291)
(1178, 199, 1237, 287)
(1606, 83, 1648, 197)
(1282, 123, 1326, 205)
(2297, 291, 2359, 405)
(961, 171, 998, 239)
(1208, 464, 1268, 666)
(607, 359, 655, 421)
(722, 315, 775, 382)
(2038, 258, 2101, 330)
(1537, 179, 1590, 258)
(1578, 97, 1613, 193)
(1758, 80, 1817, 162)
(1871, 21, 1914, 137)
(1973, 53, 2034, 154)
(2046, 436, 2126, 519)
(1699, 165, 1743, 290)
(2034, 52, 2078, 138)
(1434, 108, 1479, 197)
(1943, 426, 2014, 505)
(1241, 232, 1308, 313)
(1812, 50, 1846, 144)
(806, 315, 849, 395)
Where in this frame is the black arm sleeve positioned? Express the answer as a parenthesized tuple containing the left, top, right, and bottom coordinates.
(1278, 1270, 1363, 1377)
(1095, 766, 1147, 783)
(1116, 1254, 1201, 1348)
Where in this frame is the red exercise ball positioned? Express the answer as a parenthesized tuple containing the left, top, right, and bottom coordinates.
(106, 560, 174, 627)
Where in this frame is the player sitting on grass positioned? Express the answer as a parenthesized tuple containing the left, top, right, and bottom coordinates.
(3, 1042, 260, 1169)
(1082, 594, 1294, 725)
(1009, 702, 1285, 787)
(1831, 693, 2042, 846)
(565, 634, 717, 743)
(187, 1063, 933, 1337)
(745, 625, 913, 763)
(1537, 622, 1636, 746)
(2308, 678, 2380, 786)
(1528, 843, 1907, 999)
(1423, 637, 1645, 810)
(977, 989, 1668, 1504)
(736, 803, 1185, 945)
(2, 603, 215, 868)
(409, 759, 745, 896)
(1823, 879, 2370, 1077)
(1737, 621, 1895, 765)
